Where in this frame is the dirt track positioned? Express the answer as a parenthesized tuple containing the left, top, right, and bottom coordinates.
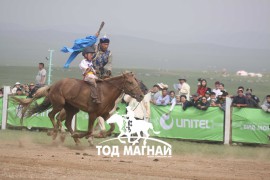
(0, 137, 270, 180)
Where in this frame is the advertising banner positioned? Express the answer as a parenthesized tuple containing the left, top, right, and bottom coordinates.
(232, 108, 270, 144)
(149, 105, 224, 141)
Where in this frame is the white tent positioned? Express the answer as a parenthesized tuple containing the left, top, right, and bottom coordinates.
(256, 73, 263, 78)
(236, 70, 248, 76)
(248, 73, 256, 77)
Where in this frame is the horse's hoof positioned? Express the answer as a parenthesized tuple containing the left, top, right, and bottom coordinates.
(72, 134, 80, 138)
(75, 141, 81, 146)
(47, 131, 53, 136)
(88, 140, 94, 147)
(60, 133, 66, 143)
(52, 133, 58, 140)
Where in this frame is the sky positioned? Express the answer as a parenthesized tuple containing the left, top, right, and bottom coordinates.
(1, 0, 270, 45)
(0, 0, 270, 71)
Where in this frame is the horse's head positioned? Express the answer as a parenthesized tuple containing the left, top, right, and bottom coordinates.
(137, 80, 148, 95)
(122, 72, 144, 102)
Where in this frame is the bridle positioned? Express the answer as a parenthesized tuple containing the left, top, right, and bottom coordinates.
(121, 76, 143, 111)
(106, 74, 142, 101)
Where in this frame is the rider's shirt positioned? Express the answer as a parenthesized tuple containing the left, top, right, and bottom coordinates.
(79, 59, 95, 76)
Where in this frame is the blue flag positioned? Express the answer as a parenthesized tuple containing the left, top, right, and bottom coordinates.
(61, 35, 97, 68)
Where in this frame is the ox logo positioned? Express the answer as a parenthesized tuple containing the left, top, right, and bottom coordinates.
(96, 106, 172, 158)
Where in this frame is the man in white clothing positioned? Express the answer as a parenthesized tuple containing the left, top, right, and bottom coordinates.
(212, 81, 221, 98)
(124, 93, 151, 121)
(35, 63, 47, 87)
(178, 78, 190, 100)
(11, 82, 21, 94)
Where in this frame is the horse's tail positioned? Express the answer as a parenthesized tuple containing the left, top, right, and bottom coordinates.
(11, 97, 33, 107)
(149, 123, 160, 134)
(25, 97, 52, 118)
(34, 86, 50, 98)
(12, 86, 50, 107)
(11, 86, 51, 123)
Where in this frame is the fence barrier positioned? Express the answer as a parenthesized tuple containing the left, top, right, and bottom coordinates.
(1, 86, 270, 144)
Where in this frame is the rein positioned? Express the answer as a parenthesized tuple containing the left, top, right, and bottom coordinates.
(105, 74, 141, 98)
(132, 102, 140, 111)
(102, 74, 142, 112)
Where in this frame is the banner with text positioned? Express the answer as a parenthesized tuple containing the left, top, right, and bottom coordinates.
(149, 105, 224, 141)
(232, 108, 270, 144)
(5, 96, 270, 144)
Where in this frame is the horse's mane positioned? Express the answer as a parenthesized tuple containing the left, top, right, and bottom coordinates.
(71, 72, 133, 85)
(102, 72, 133, 82)
(103, 74, 123, 82)
(69, 74, 125, 84)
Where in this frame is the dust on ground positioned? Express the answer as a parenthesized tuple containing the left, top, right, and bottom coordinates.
(0, 133, 270, 180)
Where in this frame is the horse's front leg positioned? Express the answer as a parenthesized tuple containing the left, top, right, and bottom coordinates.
(72, 113, 96, 141)
(102, 113, 115, 137)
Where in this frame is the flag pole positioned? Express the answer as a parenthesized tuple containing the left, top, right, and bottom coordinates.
(47, 49, 54, 85)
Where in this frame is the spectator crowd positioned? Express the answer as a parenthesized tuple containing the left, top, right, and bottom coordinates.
(149, 78, 270, 113)
(0, 63, 47, 99)
(1, 68, 269, 114)
(9, 82, 39, 98)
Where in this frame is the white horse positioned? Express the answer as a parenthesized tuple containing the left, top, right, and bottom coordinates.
(107, 112, 160, 146)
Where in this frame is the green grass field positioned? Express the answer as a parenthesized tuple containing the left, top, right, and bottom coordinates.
(1, 129, 270, 161)
(0, 66, 269, 102)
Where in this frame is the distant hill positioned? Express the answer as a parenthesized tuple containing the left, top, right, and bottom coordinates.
(0, 23, 269, 72)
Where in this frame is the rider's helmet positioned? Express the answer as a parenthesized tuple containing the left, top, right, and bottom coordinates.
(82, 46, 95, 56)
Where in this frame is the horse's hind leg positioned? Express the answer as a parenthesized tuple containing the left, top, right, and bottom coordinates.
(48, 106, 62, 140)
(63, 105, 80, 145)
(56, 109, 67, 143)
(86, 113, 98, 146)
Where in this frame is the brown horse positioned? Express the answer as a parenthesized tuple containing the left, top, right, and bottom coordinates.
(54, 79, 149, 143)
(20, 72, 144, 145)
